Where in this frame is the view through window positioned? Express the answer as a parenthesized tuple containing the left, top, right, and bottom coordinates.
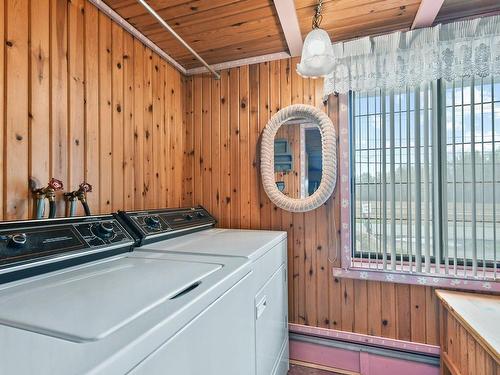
(351, 78, 499, 279)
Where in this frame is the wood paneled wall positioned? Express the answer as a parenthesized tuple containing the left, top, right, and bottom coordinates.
(1, 0, 440, 346)
(182, 57, 440, 346)
(0, 0, 184, 220)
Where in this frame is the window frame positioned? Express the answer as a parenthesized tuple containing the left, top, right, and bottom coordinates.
(335, 86, 500, 292)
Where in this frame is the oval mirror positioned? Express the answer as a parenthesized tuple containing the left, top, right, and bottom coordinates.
(260, 104, 337, 212)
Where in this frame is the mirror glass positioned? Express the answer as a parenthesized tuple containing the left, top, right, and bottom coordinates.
(274, 118, 322, 199)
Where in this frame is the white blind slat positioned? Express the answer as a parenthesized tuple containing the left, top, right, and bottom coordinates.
(471, 79, 478, 276)
(423, 83, 431, 273)
(381, 91, 388, 270)
(390, 90, 397, 271)
(415, 87, 422, 272)
(432, 81, 441, 275)
(493, 77, 497, 280)
(406, 89, 413, 272)
(441, 81, 449, 276)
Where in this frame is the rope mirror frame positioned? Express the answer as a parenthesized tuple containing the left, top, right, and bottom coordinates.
(260, 104, 337, 213)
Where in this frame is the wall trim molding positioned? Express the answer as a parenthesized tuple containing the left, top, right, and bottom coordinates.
(87, 0, 187, 74)
(289, 323, 440, 356)
(331, 266, 500, 292)
(185, 52, 291, 75)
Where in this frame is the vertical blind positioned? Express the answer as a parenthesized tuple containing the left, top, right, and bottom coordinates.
(351, 78, 499, 280)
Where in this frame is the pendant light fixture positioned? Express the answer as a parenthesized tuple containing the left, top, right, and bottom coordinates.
(296, 0, 335, 78)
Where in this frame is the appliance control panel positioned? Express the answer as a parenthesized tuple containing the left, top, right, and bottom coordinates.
(118, 206, 216, 246)
(0, 215, 134, 284)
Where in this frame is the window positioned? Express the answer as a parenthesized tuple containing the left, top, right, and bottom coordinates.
(350, 78, 499, 280)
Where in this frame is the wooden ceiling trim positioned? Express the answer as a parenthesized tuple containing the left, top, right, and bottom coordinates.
(173, 38, 287, 68)
(411, 0, 444, 29)
(170, 37, 286, 61)
(273, 0, 303, 56)
(333, 20, 414, 41)
(164, 36, 286, 59)
(185, 51, 290, 75)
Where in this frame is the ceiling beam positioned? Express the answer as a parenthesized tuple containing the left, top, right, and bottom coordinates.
(273, 0, 303, 57)
(411, 0, 445, 29)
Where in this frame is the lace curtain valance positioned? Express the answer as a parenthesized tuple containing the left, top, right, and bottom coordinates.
(323, 15, 500, 96)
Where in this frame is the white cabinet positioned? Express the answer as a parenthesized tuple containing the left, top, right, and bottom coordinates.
(249, 238, 288, 375)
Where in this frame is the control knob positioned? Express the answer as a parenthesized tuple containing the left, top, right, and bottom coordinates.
(196, 212, 206, 218)
(8, 233, 27, 248)
(144, 215, 161, 228)
(184, 214, 193, 221)
(95, 222, 114, 239)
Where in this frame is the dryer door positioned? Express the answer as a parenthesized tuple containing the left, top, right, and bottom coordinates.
(255, 264, 288, 375)
(129, 272, 254, 375)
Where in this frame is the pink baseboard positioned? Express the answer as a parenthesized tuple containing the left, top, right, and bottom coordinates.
(289, 324, 440, 375)
(289, 324, 440, 356)
(290, 340, 361, 373)
(360, 352, 438, 375)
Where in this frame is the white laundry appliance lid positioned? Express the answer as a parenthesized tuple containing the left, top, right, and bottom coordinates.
(0, 255, 222, 342)
(141, 228, 287, 260)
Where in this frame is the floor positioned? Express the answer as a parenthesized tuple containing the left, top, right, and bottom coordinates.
(288, 364, 338, 374)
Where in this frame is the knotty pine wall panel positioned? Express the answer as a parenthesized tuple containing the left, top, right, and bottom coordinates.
(182, 57, 440, 346)
(1, 0, 184, 221)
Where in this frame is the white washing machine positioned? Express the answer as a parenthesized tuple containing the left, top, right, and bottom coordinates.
(119, 206, 290, 375)
(0, 213, 254, 374)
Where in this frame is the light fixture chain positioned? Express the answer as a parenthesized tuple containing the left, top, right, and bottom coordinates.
(312, 0, 324, 29)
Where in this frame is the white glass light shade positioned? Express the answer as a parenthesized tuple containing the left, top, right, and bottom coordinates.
(296, 28, 335, 78)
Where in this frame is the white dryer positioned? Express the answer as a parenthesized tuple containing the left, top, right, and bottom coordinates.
(0, 214, 254, 375)
(119, 206, 289, 375)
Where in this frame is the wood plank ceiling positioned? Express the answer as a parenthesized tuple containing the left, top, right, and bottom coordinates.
(103, 0, 287, 69)
(103, 0, 500, 70)
(295, 0, 421, 42)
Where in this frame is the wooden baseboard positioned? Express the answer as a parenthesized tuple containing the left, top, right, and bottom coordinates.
(290, 359, 360, 375)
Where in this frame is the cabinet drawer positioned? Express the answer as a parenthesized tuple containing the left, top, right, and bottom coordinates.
(255, 264, 288, 375)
